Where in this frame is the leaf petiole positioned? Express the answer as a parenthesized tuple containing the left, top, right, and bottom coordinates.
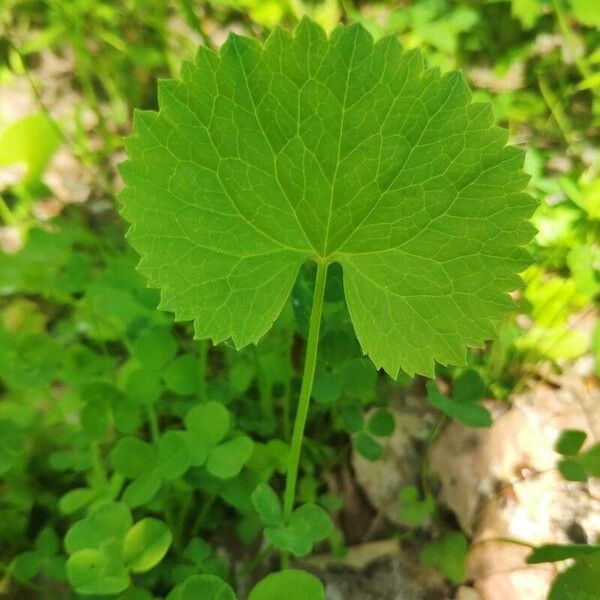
(283, 261, 329, 524)
(197, 339, 208, 402)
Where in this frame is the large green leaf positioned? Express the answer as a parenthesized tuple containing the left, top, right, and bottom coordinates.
(570, 0, 600, 28)
(120, 18, 535, 377)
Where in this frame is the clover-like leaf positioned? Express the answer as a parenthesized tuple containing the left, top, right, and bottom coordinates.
(426, 380, 492, 427)
(65, 503, 133, 595)
(123, 470, 162, 508)
(354, 432, 383, 461)
(251, 482, 283, 527)
(398, 485, 436, 526)
(421, 531, 468, 584)
(158, 431, 192, 479)
(264, 502, 333, 557)
(555, 429, 587, 456)
(167, 574, 236, 600)
(163, 354, 199, 396)
(185, 401, 230, 448)
(548, 552, 600, 600)
(577, 443, 600, 477)
(120, 18, 535, 378)
(131, 326, 177, 369)
(60, 487, 103, 515)
(558, 458, 588, 482)
(65, 502, 132, 555)
(526, 544, 600, 564)
(367, 408, 395, 437)
(111, 437, 157, 478)
(0, 420, 25, 475)
(123, 518, 172, 573)
(248, 570, 325, 600)
(207, 435, 254, 479)
(67, 548, 130, 596)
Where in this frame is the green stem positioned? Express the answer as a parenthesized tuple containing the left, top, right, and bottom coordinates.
(420, 414, 448, 498)
(340, 0, 357, 20)
(283, 261, 328, 520)
(254, 346, 272, 417)
(282, 389, 291, 442)
(0, 193, 16, 225)
(148, 405, 160, 443)
(178, 0, 214, 49)
(162, 487, 182, 554)
(239, 546, 274, 579)
(282, 331, 294, 442)
(5, 39, 72, 152)
(538, 73, 580, 155)
(550, 0, 591, 80)
(90, 441, 107, 488)
(191, 494, 216, 538)
(177, 491, 193, 546)
(470, 536, 536, 550)
(0, 561, 44, 592)
(198, 339, 208, 402)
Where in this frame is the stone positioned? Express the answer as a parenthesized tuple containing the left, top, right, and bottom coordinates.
(429, 377, 600, 600)
(352, 394, 439, 523)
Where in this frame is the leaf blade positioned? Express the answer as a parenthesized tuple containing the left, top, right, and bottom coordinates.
(120, 19, 535, 377)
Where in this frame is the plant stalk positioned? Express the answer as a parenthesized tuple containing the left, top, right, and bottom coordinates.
(148, 405, 160, 443)
(198, 339, 208, 402)
(283, 260, 328, 520)
(0, 194, 16, 225)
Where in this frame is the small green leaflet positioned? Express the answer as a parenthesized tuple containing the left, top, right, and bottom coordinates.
(548, 552, 600, 600)
(426, 379, 492, 427)
(398, 485, 435, 526)
(167, 574, 236, 600)
(251, 483, 333, 557)
(120, 18, 535, 377)
(167, 570, 325, 600)
(554, 429, 587, 456)
(248, 570, 325, 600)
(526, 544, 600, 564)
(420, 531, 468, 584)
(64, 503, 172, 595)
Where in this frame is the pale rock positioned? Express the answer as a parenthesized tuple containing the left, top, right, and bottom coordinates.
(0, 164, 27, 189)
(0, 226, 24, 254)
(455, 586, 481, 600)
(352, 395, 439, 523)
(44, 147, 91, 205)
(469, 63, 524, 93)
(301, 540, 449, 600)
(430, 378, 600, 600)
(32, 199, 64, 221)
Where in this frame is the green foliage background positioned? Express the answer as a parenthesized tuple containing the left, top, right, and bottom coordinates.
(0, 0, 598, 598)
